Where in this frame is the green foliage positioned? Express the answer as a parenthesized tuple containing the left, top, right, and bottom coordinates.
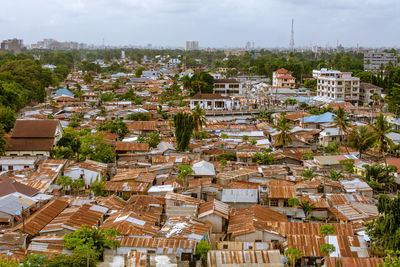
(285, 248, 302, 267)
(299, 200, 316, 218)
(138, 131, 161, 148)
(193, 130, 209, 140)
(323, 141, 340, 155)
(192, 104, 207, 131)
(362, 164, 397, 189)
(303, 79, 317, 91)
(0, 106, 16, 132)
(22, 253, 48, 267)
(256, 109, 273, 122)
(173, 112, 195, 152)
(386, 84, 400, 115)
(327, 169, 344, 181)
(301, 168, 316, 180)
(384, 250, 400, 266)
(0, 127, 7, 155)
(116, 88, 143, 104)
(274, 113, 293, 147)
(83, 73, 93, 84)
(366, 194, 400, 252)
(196, 240, 211, 260)
(346, 125, 374, 159)
(91, 177, 106, 196)
(100, 92, 115, 102)
(339, 159, 355, 174)
(369, 113, 396, 158)
(47, 253, 97, 267)
(319, 225, 336, 236)
(320, 243, 336, 255)
(253, 151, 276, 165)
(216, 153, 237, 161)
(0, 256, 18, 267)
(308, 106, 333, 115)
(127, 112, 150, 121)
(177, 165, 194, 181)
(220, 133, 228, 139)
(80, 133, 115, 163)
(288, 197, 299, 207)
(135, 67, 146, 77)
(98, 119, 129, 139)
(250, 139, 257, 145)
(242, 135, 249, 142)
(57, 175, 72, 193)
(189, 72, 214, 95)
(302, 149, 314, 160)
(64, 225, 120, 261)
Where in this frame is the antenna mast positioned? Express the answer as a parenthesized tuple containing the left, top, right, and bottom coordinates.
(290, 18, 295, 52)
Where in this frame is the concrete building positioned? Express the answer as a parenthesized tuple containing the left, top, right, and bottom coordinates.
(272, 68, 296, 88)
(364, 51, 397, 71)
(1, 39, 24, 53)
(314, 68, 360, 104)
(185, 41, 199, 51)
(190, 93, 240, 111)
(359, 82, 383, 106)
(213, 79, 243, 96)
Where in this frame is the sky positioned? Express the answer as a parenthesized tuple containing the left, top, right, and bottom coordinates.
(0, 0, 399, 48)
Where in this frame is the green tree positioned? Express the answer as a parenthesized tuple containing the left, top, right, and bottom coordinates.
(319, 243, 335, 255)
(196, 240, 211, 267)
(346, 125, 374, 159)
(369, 113, 396, 162)
(285, 248, 302, 267)
(80, 133, 115, 163)
(301, 168, 316, 180)
(327, 169, 344, 181)
(0, 106, 16, 132)
(98, 119, 129, 139)
(288, 197, 299, 207)
(135, 67, 146, 78)
(366, 194, 400, 252)
(173, 112, 195, 152)
(299, 200, 315, 219)
(363, 164, 397, 189)
(220, 133, 228, 139)
(250, 139, 257, 145)
(334, 107, 350, 144)
(302, 149, 314, 160)
(90, 177, 106, 197)
(177, 164, 194, 182)
(71, 177, 85, 195)
(83, 73, 93, 84)
(56, 175, 73, 194)
(0, 256, 18, 267)
(0, 127, 7, 155)
(191, 104, 207, 132)
(22, 254, 48, 267)
(126, 112, 150, 121)
(64, 226, 120, 261)
(303, 79, 317, 91)
(323, 141, 340, 155)
(142, 131, 161, 148)
(253, 151, 276, 165)
(190, 72, 214, 95)
(274, 113, 293, 147)
(319, 225, 336, 237)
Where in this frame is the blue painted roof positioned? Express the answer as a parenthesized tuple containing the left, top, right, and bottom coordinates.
(55, 88, 74, 97)
(298, 112, 336, 123)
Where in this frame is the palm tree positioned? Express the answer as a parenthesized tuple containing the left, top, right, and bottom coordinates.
(181, 75, 192, 91)
(334, 107, 350, 144)
(274, 113, 293, 147)
(299, 200, 315, 219)
(191, 104, 207, 132)
(301, 168, 316, 180)
(327, 169, 344, 181)
(369, 113, 396, 163)
(346, 125, 374, 159)
(363, 164, 396, 190)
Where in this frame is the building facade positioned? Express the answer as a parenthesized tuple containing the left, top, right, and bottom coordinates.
(185, 41, 199, 51)
(1, 39, 24, 53)
(272, 68, 296, 88)
(313, 68, 360, 104)
(213, 79, 243, 96)
(364, 51, 397, 71)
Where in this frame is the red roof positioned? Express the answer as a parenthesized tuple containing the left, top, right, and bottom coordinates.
(274, 68, 289, 74)
(387, 158, 400, 173)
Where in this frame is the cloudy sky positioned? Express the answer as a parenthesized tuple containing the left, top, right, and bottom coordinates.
(0, 0, 398, 48)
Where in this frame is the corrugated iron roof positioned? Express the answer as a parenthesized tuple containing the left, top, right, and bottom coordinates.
(207, 250, 283, 267)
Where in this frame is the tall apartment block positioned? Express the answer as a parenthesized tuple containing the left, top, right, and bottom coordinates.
(364, 51, 397, 71)
(313, 68, 360, 104)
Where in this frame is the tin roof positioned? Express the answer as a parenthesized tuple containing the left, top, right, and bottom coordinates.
(207, 250, 283, 267)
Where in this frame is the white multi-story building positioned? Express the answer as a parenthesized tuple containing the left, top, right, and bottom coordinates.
(185, 41, 199, 51)
(364, 51, 397, 71)
(314, 68, 360, 104)
(213, 79, 243, 96)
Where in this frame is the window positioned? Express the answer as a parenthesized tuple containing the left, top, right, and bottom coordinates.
(223, 244, 228, 249)
(24, 166, 29, 169)
(270, 199, 278, 207)
(8, 166, 13, 171)
(283, 199, 290, 207)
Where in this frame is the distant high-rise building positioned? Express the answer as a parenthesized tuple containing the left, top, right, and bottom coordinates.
(1, 39, 24, 53)
(289, 19, 294, 51)
(121, 50, 125, 59)
(185, 41, 199, 51)
(364, 51, 397, 71)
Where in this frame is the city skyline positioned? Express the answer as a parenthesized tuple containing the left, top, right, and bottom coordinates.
(0, 0, 399, 48)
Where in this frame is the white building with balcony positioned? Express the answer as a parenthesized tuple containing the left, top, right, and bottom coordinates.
(313, 68, 360, 104)
(213, 79, 243, 96)
(189, 93, 240, 111)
